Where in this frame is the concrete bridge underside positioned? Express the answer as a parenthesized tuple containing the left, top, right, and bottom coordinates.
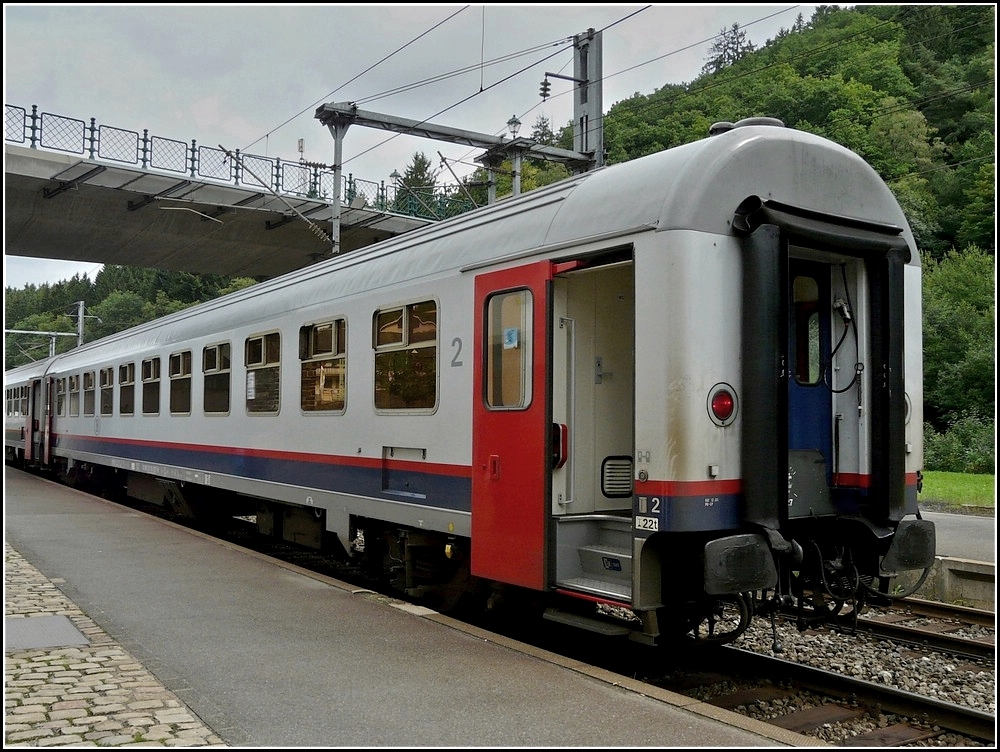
(5, 144, 431, 282)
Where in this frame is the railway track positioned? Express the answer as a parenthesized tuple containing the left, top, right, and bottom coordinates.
(646, 645, 996, 746)
(854, 599, 995, 661)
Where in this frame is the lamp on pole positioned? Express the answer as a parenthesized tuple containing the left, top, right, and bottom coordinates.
(389, 169, 401, 209)
(507, 116, 523, 196)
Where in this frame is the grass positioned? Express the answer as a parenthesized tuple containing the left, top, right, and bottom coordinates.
(919, 471, 996, 510)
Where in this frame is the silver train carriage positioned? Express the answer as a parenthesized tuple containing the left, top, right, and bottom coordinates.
(5, 118, 936, 646)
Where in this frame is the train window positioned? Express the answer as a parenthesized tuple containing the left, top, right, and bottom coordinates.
(169, 350, 193, 415)
(245, 333, 280, 414)
(793, 276, 821, 385)
(300, 320, 346, 412)
(373, 301, 437, 411)
(21, 385, 29, 416)
(100, 368, 114, 416)
(69, 375, 80, 417)
(485, 290, 532, 409)
(203, 343, 231, 415)
(142, 357, 161, 415)
(83, 371, 96, 416)
(119, 363, 135, 416)
(56, 378, 67, 417)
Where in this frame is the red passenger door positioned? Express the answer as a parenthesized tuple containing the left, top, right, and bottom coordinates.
(471, 261, 551, 590)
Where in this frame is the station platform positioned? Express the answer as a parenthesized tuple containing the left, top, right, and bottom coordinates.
(4, 468, 819, 747)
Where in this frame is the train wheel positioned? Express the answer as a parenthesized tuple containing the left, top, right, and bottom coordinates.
(686, 594, 752, 645)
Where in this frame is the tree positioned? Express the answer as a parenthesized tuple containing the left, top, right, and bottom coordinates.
(530, 115, 556, 146)
(921, 246, 995, 430)
(4, 311, 77, 369)
(399, 151, 438, 189)
(4, 265, 262, 368)
(88, 290, 149, 340)
(393, 152, 440, 218)
(701, 23, 756, 76)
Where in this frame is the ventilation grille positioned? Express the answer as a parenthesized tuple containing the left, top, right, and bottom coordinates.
(601, 456, 634, 498)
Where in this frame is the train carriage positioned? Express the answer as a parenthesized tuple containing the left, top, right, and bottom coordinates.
(5, 118, 935, 646)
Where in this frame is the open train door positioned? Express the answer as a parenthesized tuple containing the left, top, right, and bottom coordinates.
(24, 378, 43, 463)
(42, 376, 55, 464)
(737, 197, 912, 529)
(471, 261, 551, 590)
(787, 258, 836, 515)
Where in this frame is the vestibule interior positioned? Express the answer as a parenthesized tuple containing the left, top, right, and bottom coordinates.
(551, 261, 635, 515)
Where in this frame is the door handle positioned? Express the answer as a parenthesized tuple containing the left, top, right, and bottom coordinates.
(552, 423, 568, 469)
(489, 455, 501, 480)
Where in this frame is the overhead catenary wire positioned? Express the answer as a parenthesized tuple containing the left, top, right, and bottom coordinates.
(245, 5, 986, 193)
(242, 5, 472, 154)
(239, 4, 797, 183)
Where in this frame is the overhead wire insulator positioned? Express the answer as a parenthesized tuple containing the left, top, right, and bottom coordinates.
(539, 78, 551, 100)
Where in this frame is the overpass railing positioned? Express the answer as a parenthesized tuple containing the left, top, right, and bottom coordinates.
(4, 104, 475, 221)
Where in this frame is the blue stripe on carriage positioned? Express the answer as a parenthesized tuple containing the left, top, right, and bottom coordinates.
(633, 493, 742, 535)
(55, 434, 472, 513)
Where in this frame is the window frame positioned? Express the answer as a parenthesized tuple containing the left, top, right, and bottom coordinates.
(299, 318, 347, 414)
(141, 357, 161, 416)
(484, 288, 533, 411)
(372, 298, 438, 413)
(69, 374, 81, 417)
(245, 331, 281, 416)
(168, 349, 193, 415)
(202, 342, 232, 416)
(99, 367, 114, 416)
(83, 370, 96, 416)
(56, 378, 67, 417)
(119, 363, 135, 416)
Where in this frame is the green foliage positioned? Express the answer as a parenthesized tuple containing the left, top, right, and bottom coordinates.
(4, 266, 258, 370)
(956, 160, 996, 250)
(923, 412, 996, 475)
(399, 151, 438, 189)
(87, 290, 148, 340)
(392, 151, 475, 218)
(702, 23, 757, 76)
(600, 5, 994, 257)
(921, 245, 996, 430)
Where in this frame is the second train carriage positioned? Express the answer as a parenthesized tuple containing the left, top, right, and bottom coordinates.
(5, 118, 935, 645)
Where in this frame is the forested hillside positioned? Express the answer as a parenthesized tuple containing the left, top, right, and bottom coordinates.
(598, 5, 994, 259)
(4, 5, 994, 471)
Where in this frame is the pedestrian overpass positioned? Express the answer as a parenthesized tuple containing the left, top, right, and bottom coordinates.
(3, 104, 456, 281)
(4, 96, 598, 283)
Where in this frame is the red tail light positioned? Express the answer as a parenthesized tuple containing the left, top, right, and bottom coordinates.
(708, 383, 738, 426)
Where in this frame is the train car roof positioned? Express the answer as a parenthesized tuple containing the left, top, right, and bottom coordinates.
(6, 122, 916, 378)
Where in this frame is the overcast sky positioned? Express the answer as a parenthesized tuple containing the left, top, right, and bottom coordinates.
(4, 3, 817, 289)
